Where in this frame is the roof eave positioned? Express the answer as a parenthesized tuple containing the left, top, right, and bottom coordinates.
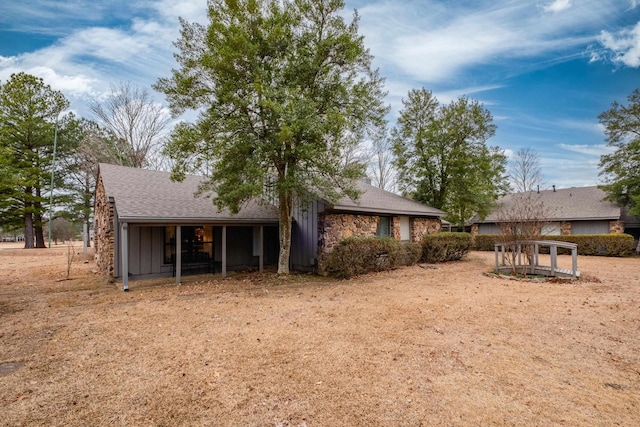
(330, 205, 446, 217)
(117, 216, 279, 224)
(477, 216, 620, 224)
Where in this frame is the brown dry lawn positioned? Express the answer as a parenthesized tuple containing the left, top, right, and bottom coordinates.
(0, 242, 639, 426)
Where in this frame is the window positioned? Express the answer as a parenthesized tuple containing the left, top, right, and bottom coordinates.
(164, 226, 214, 264)
(376, 216, 391, 237)
(399, 216, 410, 241)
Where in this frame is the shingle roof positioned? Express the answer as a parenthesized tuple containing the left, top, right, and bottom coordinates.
(328, 181, 446, 217)
(478, 186, 621, 222)
(99, 164, 445, 222)
(98, 163, 279, 223)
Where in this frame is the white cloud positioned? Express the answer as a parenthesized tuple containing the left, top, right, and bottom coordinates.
(558, 143, 615, 156)
(543, 0, 572, 13)
(357, 0, 614, 84)
(598, 21, 640, 68)
(152, 0, 207, 24)
(25, 67, 96, 96)
(435, 85, 503, 105)
(556, 119, 605, 135)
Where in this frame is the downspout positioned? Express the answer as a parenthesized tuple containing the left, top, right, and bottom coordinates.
(121, 222, 129, 291)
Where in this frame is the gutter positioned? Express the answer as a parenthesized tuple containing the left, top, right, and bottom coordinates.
(329, 205, 447, 217)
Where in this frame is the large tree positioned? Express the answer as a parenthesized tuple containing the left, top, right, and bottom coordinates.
(598, 89, 640, 221)
(0, 72, 69, 248)
(91, 81, 170, 169)
(155, 0, 387, 274)
(60, 119, 120, 248)
(368, 126, 396, 192)
(509, 147, 545, 193)
(392, 88, 509, 227)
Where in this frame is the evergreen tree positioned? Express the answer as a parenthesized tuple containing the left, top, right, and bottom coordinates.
(0, 72, 69, 248)
(599, 89, 640, 220)
(392, 88, 509, 227)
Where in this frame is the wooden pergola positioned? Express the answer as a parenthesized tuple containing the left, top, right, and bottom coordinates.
(494, 240, 579, 278)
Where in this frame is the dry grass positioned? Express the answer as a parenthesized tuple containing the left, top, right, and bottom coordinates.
(0, 242, 639, 426)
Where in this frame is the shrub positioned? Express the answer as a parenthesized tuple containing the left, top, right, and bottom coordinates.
(543, 234, 635, 257)
(325, 237, 402, 279)
(473, 234, 499, 251)
(324, 238, 424, 278)
(421, 232, 471, 262)
(399, 242, 422, 266)
(473, 233, 635, 257)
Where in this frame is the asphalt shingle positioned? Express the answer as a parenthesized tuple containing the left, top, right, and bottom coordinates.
(480, 186, 620, 222)
(98, 163, 279, 222)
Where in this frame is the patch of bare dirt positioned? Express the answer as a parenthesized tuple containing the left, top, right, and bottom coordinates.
(0, 243, 639, 426)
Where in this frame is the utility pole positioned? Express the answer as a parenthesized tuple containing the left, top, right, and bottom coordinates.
(48, 116, 59, 248)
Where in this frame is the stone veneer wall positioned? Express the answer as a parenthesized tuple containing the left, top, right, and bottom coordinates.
(94, 176, 116, 279)
(609, 220, 625, 234)
(560, 221, 572, 235)
(411, 218, 442, 242)
(391, 217, 401, 240)
(316, 213, 442, 273)
(318, 213, 379, 254)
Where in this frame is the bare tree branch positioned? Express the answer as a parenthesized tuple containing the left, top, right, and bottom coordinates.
(509, 147, 545, 193)
(91, 82, 170, 169)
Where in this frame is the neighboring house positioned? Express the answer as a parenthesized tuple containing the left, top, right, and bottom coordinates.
(472, 186, 628, 236)
(95, 164, 446, 289)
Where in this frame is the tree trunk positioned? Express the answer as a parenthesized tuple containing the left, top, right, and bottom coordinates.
(24, 210, 34, 249)
(277, 189, 293, 274)
(34, 187, 46, 248)
(85, 219, 91, 248)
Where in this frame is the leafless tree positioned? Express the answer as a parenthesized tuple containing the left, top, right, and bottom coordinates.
(509, 147, 545, 193)
(495, 191, 552, 275)
(66, 244, 75, 280)
(369, 132, 396, 192)
(91, 82, 170, 169)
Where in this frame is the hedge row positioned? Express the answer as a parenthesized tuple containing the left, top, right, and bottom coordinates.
(324, 232, 471, 278)
(473, 234, 635, 257)
(422, 232, 472, 263)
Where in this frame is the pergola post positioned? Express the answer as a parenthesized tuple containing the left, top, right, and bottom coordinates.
(259, 225, 264, 273)
(121, 222, 129, 291)
(176, 225, 182, 284)
(222, 225, 227, 278)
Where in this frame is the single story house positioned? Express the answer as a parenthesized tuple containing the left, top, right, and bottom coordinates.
(95, 164, 446, 290)
(471, 186, 629, 236)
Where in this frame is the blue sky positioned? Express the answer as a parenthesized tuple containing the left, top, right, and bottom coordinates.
(1, 0, 639, 190)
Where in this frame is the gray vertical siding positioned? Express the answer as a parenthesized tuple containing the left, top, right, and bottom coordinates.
(571, 220, 610, 234)
(478, 223, 501, 234)
(291, 199, 322, 271)
(128, 226, 164, 276)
